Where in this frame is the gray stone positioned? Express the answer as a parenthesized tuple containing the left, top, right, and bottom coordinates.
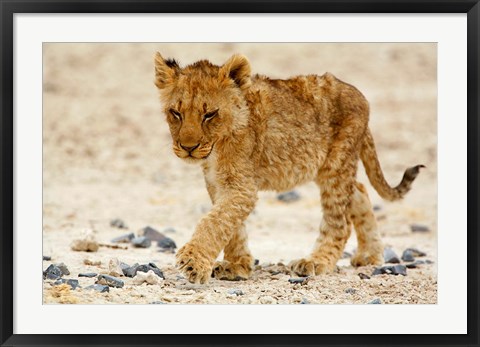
(43, 256, 51, 261)
(150, 301, 167, 304)
(392, 264, 407, 276)
(401, 249, 415, 262)
(372, 265, 407, 276)
(131, 236, 151, 248)
(158, 237, 177, 251)
(405, 248, 427, 257)
(410, 224, 430, 232)
(288, 277, 307, 284)
(358, 273, 370, 280)
(43, 264, 64, 280)
(368, 298, 382, 304)
(341, 251, 352, 259)
(345, 288, 357, 294)
(277, 190, 301, 203)
(111, 232, 135, 243)
(254, 259, 259, 266)
(300, 298, 310, 304)
(141, 226, 165, 242)
(123, 263, 164, 279)
(373, 204, 382, 212)
(85, 284, 109, 293)
(227, 289, 244, 296)
(55, 262, 70, 276)
(383, 248, 400, 264)
(110, 218, 128, 229)
(78, 272, 97, 278)
(96, 274, 124, 288)
(54, 278, 80, 290)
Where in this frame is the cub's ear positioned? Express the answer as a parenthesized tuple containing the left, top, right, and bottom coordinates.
(154, 52, 179, 89)
(219, 54, 251, 91)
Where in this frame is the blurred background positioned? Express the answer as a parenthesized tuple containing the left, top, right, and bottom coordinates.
(43, 43, 437, 304)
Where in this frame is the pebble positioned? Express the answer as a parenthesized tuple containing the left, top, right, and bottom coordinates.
(405, 248, 427, 257)
(43, 264, 64, 280)
(71, 231, 99, 252)
(83, 258, 102, 266)
(43, 256, 51, 261)
(158, 237, 177, 251)
(131, 236, 151, 248)
(108, 258, 124, 277)
(132, 270, 163, 285)
(383, 248, 400, 264)
(111, 232, 135, 243)
(277, 190, 301, 203)
(150, 301, 167, 304)
(55, 263, 70, 276)
(123, 263, 165, 279)
(162, 227, 176, 233)
(300, 297, 310, 304)
(401, 249, 415, 262)
(139, 226, 165, 242)
(345, 288, 357, 294)
(410, 223, 430, 232)
(405, 259, 433, 268)
(110, 218, 128, 229)
(372, 265, 407, 276)
(373, 204, 382, 211)
(78, 272, 97, 278)
(358, 273, 370, 280)
(288, 277, 307, 284)
(96, 274, 124, 288)
(85, 284, 109, 293)
(227, 289, 244, 296)
(254, 259, 260, 266)
(54, 278, 80, 290)
(368, 298, 382, 304)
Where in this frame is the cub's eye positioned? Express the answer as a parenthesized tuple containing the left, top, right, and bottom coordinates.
(203, 109, 219, 121)
(169, 109, 182, 120)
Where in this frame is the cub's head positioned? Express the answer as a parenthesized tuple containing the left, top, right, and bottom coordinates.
(154, 52, 251, 162)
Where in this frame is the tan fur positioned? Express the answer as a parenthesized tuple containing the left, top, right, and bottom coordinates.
(154, 53, 422, 283)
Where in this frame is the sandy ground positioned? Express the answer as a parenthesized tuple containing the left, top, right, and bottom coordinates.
(42, 43, 437, 304)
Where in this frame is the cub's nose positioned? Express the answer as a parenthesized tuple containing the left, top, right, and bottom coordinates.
(180, 143, 200, 152)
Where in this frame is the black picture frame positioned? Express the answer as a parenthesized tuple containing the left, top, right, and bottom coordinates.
(1, 1, 478, 346)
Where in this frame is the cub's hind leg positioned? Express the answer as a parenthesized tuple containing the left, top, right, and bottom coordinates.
(349, 182, 384, 266)
(212, 224, 254, 281)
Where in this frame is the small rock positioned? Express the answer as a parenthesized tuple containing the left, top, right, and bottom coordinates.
(425, 259, 434, 264)
(150, 301, 167, 304)
(43, 256, 51, 261)
(401, 249, 415, 262)
(341, 251, 352, 259)
(358, 273, 370, 280)
(96, 274, 124, 288)
(288, 277, 307, 284)
(108, 258, 124, 277)
(277, 190, 300, 203)
(119, 262, 131, 271)
(368, 298, 382, 304)
(83, 258, 101, 266)
(373, 204, 382, 212)
(85, 284, 109, 293)
(55, 262, 70, 276)
(270, 270, 281, 276)
(254, 259, 259, 266)
(227, 289, 244, 296)
(78, 272, 97, 278)
(158, 237, 177, 251)
(43, 264, 64, 280)
(111, 232, 135, 243)
(71, 230, 99, 252)
(405, 248, 427, 257)
(131, 236, 151, 248)
(139, 226, 164, 242)
(372, 265, 407, 276)
(110, 218, 128, 229)
(123, 263, 164, 279)
(300, 297, 310, 304)
(345, 288, 357, 294)
(132, 270, 162, 285)
(410, 223, 430, 232)
(162, 227, 176, 233)
(54, 278, 80, 290)
(383, 248, 400, 264)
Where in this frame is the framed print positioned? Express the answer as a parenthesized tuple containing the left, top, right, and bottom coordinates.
(1, 0, 479, 346)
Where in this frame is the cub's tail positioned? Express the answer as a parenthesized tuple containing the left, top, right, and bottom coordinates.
(360, 128, 424, 202)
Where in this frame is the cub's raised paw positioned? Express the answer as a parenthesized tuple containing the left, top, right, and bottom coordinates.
(350, 252, 383, 267)
(176, 244, 213, 284)
(212, 260, 252, 281)
(289, 258, 334, 277)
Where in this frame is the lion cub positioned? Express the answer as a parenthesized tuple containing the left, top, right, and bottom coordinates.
(154, 53, 422, 284)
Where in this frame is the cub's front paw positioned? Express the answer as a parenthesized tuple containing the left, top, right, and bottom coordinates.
(289, 258, 335, 277)
(212, 260, 252, 281)
(176, 243, 213, 284)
